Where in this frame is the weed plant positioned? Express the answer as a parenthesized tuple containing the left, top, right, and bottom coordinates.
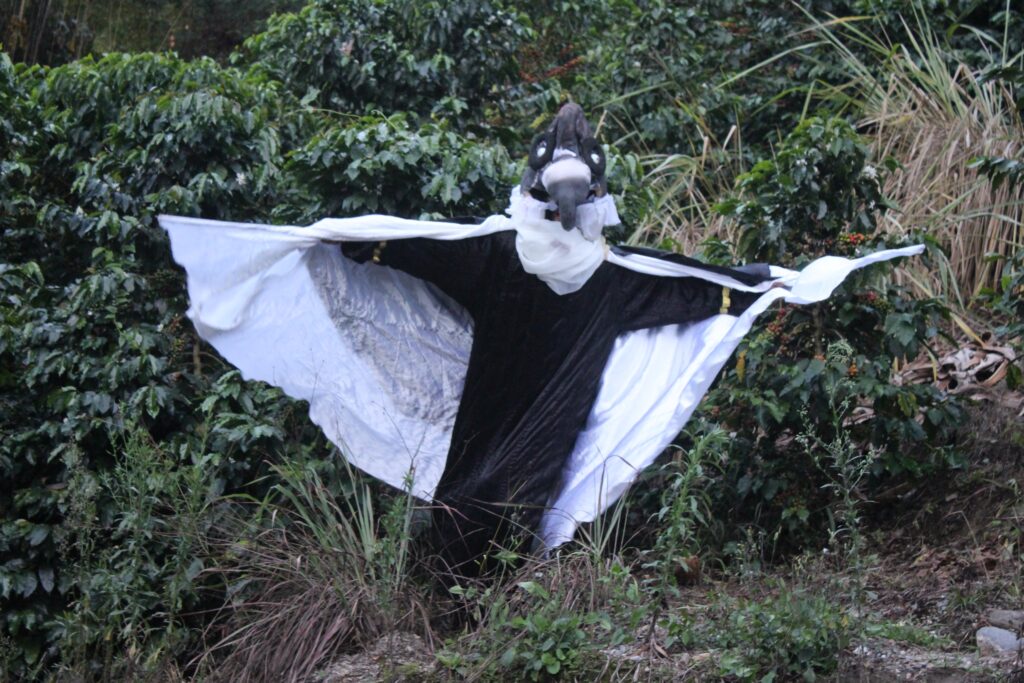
(53, 425, 215, 681)
(714, 586, 851, 682)
(637, 426, 723, 656)
(440, 550, 641, 682)
(797, 340, 880, 626)
(192, 456, 429, 682)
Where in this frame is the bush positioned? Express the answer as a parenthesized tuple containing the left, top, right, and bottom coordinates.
(721, 116, 891, 264)
(53, 426, 221, 680)
(238, 0, 533, 120)
(0, 51, 318, 674)
(0, 46, 515, 678)
(716, 587, 850, 682)
(283, 113, 517, 222)
(707, 115, 962, 544)
(440, 565, 620, 682)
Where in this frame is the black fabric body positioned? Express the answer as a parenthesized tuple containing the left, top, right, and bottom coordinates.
(342, 234, 766, 575)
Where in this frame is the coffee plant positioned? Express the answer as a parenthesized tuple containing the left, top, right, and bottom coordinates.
(707, 116, 962, 543)
(0, 44, 519, 677)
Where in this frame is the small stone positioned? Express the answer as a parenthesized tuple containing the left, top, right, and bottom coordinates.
(976, 626, 1023, 657)
(985, 608, 1024, 631)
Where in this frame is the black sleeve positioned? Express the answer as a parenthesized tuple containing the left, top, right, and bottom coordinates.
(341, 235, 498, 316)
(620, 271, 761, 332)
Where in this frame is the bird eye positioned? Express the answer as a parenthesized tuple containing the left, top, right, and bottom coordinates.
(580, 137, 605, 176)
(528, 131, 555, 170)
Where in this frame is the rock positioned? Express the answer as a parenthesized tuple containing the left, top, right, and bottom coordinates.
(985, 608, 1024, 631)
(976, 626, 1023, 657)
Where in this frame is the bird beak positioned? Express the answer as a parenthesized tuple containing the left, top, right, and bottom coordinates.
(542, 157, 591, 232)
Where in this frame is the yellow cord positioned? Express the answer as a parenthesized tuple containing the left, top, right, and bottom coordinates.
(372, 240, 387, 264)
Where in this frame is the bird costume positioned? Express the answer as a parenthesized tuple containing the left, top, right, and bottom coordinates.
(159, 104, 922, 572)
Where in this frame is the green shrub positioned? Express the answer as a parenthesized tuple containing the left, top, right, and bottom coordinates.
(440, 573, 615, 682)
(716, 587, 850, 682)
(238, 0, 533, 120)
(0, 51, 317, 675)
(720, 116, 891, 264)
(512, 0, 861, 157)
(0, 45, 515, 678)
(53, 426, 222, 680)
(284, 113, 517, 222)
(498, 581, 592, 681)
(707, 115, 962, 545)
(639, 426, 723, 601)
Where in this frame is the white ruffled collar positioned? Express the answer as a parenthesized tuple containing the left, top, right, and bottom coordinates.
(506, 188, 621, 295)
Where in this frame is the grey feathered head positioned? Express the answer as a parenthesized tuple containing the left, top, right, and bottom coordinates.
(519, 103, 608, 233)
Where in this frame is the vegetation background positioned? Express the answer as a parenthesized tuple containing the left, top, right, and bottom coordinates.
(1, 0, 1022, 680)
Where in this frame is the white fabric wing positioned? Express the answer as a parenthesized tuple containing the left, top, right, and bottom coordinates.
(162, 215, 503, 499)
(539, 245, 922, 546)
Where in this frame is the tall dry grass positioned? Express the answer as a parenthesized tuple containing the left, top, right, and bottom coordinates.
(193, 464, 431, 683)
(811, 12, 1024, 301)
(619, 10, 1023, 305)
(613, 127, 746, 258)
(624, 133, 745, 254)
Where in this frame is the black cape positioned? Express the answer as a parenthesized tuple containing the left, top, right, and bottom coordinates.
(343, 232, 767, 571)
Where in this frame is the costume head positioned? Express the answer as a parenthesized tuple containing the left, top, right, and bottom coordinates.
(520, 103, 608, 234)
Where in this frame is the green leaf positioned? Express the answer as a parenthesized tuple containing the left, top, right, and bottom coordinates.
(38, 568, 54, 593)
(16, 572, 38, 598)
(19, 637, 40, 664)
(185, 558, 204, 582)
(299, 86, 321, 106)
(27, 526, 48, 546)
(200, 394, 218, 413)
(516, 581, 548, 599)
(884, 313, 917, 349)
